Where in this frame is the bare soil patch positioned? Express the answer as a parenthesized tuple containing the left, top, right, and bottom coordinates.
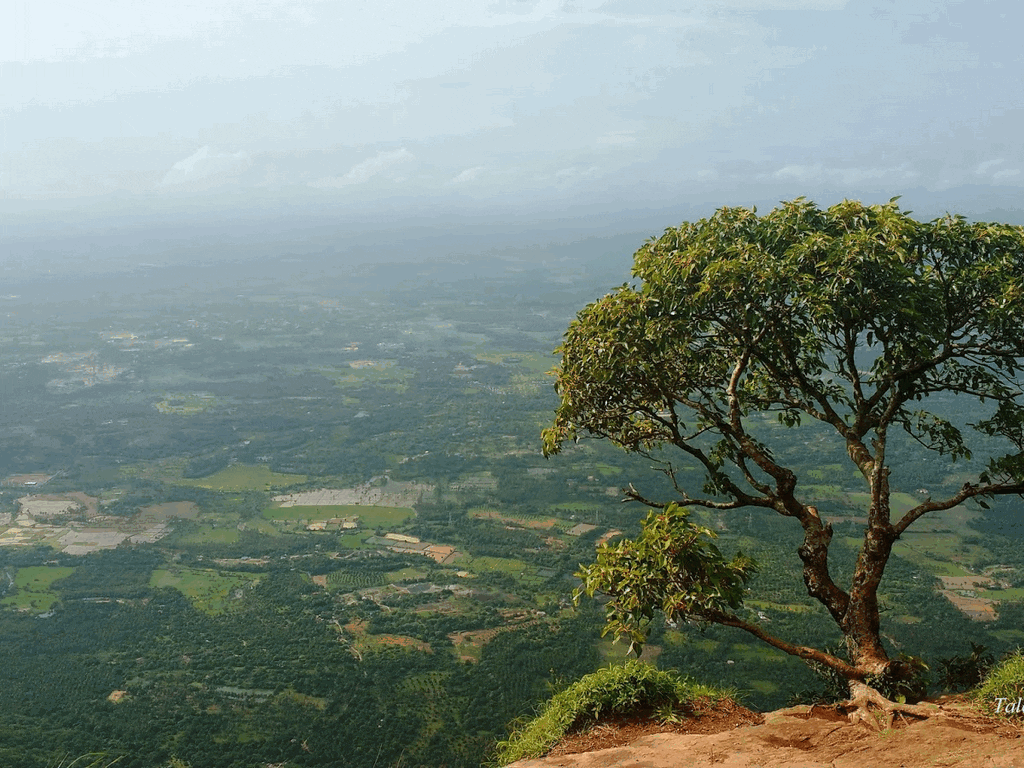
(545, 698, 763, 758)
(508, 697, 1024, 768)
(472, 511, 559, 529)
(18, 492, 99, 518)
(273, 481, 432, 509)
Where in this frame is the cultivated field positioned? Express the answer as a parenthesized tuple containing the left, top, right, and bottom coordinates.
(150, 567, 261, 615)
(1, 565, 75, 612)
(264, 504, 414, 527)
(469, 509, 560, 530)
(139, 502, 200, 521)
(178, 464, 307, 491)
(273, 481, 431, 509)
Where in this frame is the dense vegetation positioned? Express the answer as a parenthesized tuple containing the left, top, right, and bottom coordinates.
(0, 231, 1022, 766)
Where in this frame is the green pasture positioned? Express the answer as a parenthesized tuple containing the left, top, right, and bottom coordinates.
(263, 504, 414, 527)
(169, 524, 241, 546)
(980, 586, 1024, 601)
(455, 555, 543, 584)
(151, 568, 260, 615)
(387, 567, 430, 583)
(338, 532, 372, 549)
(154, 392, 222, 415)
(317, 363, 412, 392)
(1, 566, 75, 612)
(178, 464, 306, 491)
(242, 519, 279, 535)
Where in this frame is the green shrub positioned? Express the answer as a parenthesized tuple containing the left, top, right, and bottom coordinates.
(971, 649, 1024, 715)
(489, 660, 733, 765)
(937, 642, 995, 692)
(787, 643, 851, 706)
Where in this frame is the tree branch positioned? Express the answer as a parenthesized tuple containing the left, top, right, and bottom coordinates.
(894, 481, 1024, 536)
(700, 607, 864, 680)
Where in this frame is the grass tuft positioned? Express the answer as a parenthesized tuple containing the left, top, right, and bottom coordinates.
(971, 649, 1024, 715)
(489, 660, 733, 766)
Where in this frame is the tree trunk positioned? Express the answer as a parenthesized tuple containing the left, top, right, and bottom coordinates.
(844, 524, 896, 675)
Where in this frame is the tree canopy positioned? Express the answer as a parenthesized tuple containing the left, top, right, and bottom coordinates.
(543, 198, 1024, 715)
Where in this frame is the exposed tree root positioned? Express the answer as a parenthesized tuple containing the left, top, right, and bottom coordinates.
(841, 681, 942, 730)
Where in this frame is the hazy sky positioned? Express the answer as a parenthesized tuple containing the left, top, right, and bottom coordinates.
(2, 0, 1022, 220)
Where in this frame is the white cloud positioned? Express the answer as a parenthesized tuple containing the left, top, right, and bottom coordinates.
(975, 159, 1005, 175)
(594, 130, 636, 146)
(773, 164, 824, 182)
(2, 0, 321, 64)
(553, 165, 600, 180)
(160, 146, 251, 186)
(993, 168, 1021, 181)
(449, 166, 486, 184)
(836, 165, 918, 185)
(309, 148, 415, 188)
(771, 163, 918, 186)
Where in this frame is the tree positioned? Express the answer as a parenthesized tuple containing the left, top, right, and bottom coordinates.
(542, 198, 1024, 723)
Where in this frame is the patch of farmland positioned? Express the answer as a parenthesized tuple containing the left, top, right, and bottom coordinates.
(264, 504, 413, 527)
(1, 565, 76, 612)
(18, 492, 99, 518)
(325, 569, 388, 591)
(454, 555, 545, 585)
(139, 502, 199, 521)
(177, 464, 307, 491)
(169, 524, 240, 546)
(343, 618, 431, 653)
(448, 627, 503, 661)
(450, 473, 497, 492)
(317, 362, 413, 392)
(0, 527, 48, 547)
(273, 481, 432, 509)
(941, 590, 997, 621)
(150, 568, 260, 615)
(469, 509, 559, 529)
(154, 392, 221, 415)
(59, 528, 133, 555)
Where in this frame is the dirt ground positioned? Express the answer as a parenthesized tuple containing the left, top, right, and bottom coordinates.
(508, 697, 1024, 768)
